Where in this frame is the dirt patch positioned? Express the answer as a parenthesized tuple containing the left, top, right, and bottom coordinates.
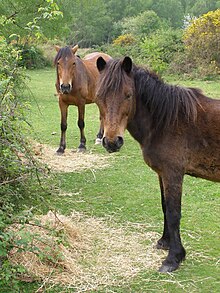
(9, 211, 164, 291)
(33, 142, 111, 172)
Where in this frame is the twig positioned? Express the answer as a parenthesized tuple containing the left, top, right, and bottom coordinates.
(0, 175, 27, 186)
(13, 221, 54, 233)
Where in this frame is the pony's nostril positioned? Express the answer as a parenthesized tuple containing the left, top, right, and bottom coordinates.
(116, 136, 124, 148)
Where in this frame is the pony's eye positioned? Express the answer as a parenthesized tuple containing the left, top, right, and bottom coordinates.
(73, 62, 76, 66)
(125, 94, 132, 100)
(57, 61, 60, 66)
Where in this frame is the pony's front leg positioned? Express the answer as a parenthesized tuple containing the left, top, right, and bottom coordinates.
(77, 104, 86, 151)
(156, 176, 170, 250)
(57, 100, 68, 154)
(159, 173, 186, 273)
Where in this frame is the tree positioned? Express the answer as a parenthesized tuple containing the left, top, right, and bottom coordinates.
(152, 0, 184, 28)
(117, 10, 166, 39)
(190, 0, 219, 16)
(56, 0, 112, 46)
(0, 0, 62, 41)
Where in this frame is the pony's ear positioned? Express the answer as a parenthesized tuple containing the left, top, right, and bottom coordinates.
(55, 45, 60, 52)
(122, 56, 132, 74)
(72, 44, 79, 54)
(97, 57, 107, 72)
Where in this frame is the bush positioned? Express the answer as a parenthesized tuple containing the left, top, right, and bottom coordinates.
(0, 37, 51, 289)
(140, 28, 184, 73)
(113, 34, 136, 46)
(116, 10, 165, 39)
(17, 44, 50, 69)
(0, 39, 31, 182)
(97, 28, 184, 75)
(183, 9, 220, 76)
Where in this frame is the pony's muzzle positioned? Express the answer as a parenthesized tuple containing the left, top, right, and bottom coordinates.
(102, 136, 124, 153)
(60, 83, 72, 94)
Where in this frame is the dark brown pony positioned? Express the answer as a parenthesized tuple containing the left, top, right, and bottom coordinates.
(96, 56, 220, 273)
(54, 45, 111, 153)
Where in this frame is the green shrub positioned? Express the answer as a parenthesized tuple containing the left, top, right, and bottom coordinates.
(17, 44, 50, 69)
(116, 10, 166, 39)
(0, 37, 51, 289)
(140, 28, 184, 73)
(97, 28, 184, 74)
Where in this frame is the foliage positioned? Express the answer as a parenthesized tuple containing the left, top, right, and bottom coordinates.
(113, 34, 136, 46)
(152, 0, 184, 28)
(115, 10, 165, 39)
(183, 9, 220, 76)
(50, 0, 220, 46)
(0, 0, 62, 41)
(17, 44, 50, 69)
(189, 0, 220, 16)
(0, 38, 30, 183)
(99, 28, 184, 75)
(1, 0, 219, 47)
(0, 1, 61, 288)
(140, 28, 184, 73)
(0, 37, 37, 288)
(57, 0, 111, 47)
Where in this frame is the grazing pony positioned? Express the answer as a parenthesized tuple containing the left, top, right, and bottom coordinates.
(54, 45, 111, 153)
(96, 56, 220, 272)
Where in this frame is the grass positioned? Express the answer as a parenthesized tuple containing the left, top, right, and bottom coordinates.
(8, 68, 220, 292)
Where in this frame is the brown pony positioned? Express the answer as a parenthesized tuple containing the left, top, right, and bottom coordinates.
(96, 56, 220, 273)
(54, 45, 111, 153)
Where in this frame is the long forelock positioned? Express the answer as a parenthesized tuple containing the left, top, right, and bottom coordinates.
(54, 46, 74, 65)
(97, 59, 131, 98)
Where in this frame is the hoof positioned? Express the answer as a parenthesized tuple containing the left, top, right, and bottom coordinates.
(156, 238, 170, 250)
(95, 138, 102, 145)
(56, 148, 65, 155)
(158, 262, 179, 273)
(77, 146, 86, 153)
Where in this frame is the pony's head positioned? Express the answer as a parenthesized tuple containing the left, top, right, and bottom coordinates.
(96, 56, 136, 153)
(54, 45, 79, 94)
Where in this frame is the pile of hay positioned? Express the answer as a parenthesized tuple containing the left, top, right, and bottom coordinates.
(9, 211, 164, 291)
(32, 142, 111, 173)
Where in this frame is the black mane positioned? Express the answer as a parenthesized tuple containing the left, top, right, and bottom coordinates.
(133, 66, 199, 131)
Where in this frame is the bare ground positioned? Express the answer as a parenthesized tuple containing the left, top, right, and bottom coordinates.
(33, 142, 111, 173)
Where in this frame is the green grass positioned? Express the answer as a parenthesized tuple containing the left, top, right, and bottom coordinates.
(11, 68, 220, 292)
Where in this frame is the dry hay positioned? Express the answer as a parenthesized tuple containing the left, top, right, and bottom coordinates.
(9, 211, 165, 291)
(33, 142, 111, 172)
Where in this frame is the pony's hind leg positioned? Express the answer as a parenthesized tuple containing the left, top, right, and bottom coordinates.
(158, 172, 186, 273)
(156, 176, 170, 250)
(95, 116, 104, 145)
(57, 100, 68, 154)
(77, 104, 86, 151)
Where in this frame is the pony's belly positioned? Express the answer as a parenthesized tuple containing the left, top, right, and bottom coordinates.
(186, 163, 220, 182)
